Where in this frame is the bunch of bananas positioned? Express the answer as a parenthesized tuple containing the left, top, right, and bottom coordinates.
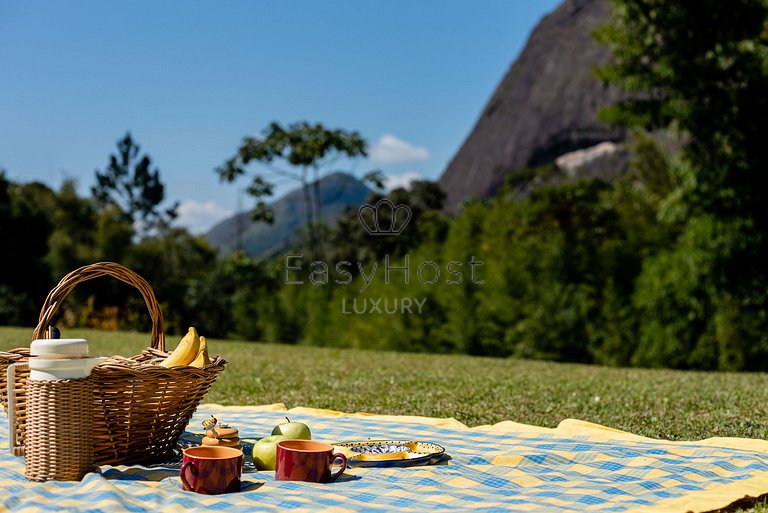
(159, 327, 211, 368)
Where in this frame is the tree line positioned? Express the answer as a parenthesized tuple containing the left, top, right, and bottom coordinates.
(1, 0, 766, 370)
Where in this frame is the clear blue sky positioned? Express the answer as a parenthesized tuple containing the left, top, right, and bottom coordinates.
(0, 0, 561, 233)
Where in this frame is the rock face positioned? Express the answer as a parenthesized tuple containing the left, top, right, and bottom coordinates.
(206, 172, 371, 259)
(555, 141, 629, 181)
(439, 0, 624, 212)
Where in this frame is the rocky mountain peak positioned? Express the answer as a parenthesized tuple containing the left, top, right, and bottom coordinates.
(438, 0, 623, 212)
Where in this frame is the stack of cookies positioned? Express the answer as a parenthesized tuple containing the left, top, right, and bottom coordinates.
(202, 423, 241, 451)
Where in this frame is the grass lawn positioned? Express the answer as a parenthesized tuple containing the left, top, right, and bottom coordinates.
(2, 326, 767, 442)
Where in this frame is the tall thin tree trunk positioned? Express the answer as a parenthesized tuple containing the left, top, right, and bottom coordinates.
(313, 166, 322, 258)
(301, 168, 317, 259)
(236, 187, 243, 252)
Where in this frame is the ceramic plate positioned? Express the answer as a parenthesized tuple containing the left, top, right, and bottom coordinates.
(333, 440, 445, 468)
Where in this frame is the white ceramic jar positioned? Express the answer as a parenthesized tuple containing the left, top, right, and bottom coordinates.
(6, 338, 106, 456)
(27, 338, 104, 380)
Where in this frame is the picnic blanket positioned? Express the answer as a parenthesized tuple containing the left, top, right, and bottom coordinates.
(2, 404, 768, 513)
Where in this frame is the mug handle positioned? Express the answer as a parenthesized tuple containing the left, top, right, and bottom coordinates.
(180, 461, 198, 491)
(328, 453, 347, 483)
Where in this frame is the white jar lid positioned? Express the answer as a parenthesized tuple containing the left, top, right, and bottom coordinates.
(30, 338, 89, 358)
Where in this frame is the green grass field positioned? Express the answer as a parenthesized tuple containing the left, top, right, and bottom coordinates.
(2, 326, 767, 441)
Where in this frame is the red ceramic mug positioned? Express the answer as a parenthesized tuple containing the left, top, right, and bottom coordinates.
(180, 446, 244, 494)
(275, 440, 347, 483)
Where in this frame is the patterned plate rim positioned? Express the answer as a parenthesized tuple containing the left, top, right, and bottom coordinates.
(332, 440, 445, 467)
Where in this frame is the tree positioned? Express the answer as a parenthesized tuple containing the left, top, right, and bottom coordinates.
(595, 0, 768, 220)
(595, 0, 768, 369)
(93, 133, 178, 235)
(0, 172, 56, 325)
(185, 252, 282, 339)
(327, 180, 447, 262)
(217, 121, 383, 258)
(126, 228, 217, 335)
(47, 179, 98, 279)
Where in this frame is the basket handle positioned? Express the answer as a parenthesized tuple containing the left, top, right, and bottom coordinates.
(32, 262, 165, 352)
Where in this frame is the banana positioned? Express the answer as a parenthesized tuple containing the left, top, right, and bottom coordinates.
(160, 327, 201, 368)
(189, 335, 211, 368)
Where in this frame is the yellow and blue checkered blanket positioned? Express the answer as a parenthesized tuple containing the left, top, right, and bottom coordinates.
(2, 404, 768, 512)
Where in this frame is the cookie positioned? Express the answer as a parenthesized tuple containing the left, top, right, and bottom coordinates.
(202, 436, 241, 447)
(200, 442, 242, 451)
(205, 426, 239, 438)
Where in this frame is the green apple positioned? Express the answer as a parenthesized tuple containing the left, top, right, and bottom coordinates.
(271, 417, 311, 440)
(251, 434, 287, 470)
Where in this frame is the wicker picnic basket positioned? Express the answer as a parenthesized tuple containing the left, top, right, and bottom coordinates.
(0, 262, 227, 465)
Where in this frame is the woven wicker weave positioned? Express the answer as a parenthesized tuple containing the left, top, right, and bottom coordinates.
(0, 262, 226, 465)
(24, 378, 93, 481)
(0, 354, 29, 449)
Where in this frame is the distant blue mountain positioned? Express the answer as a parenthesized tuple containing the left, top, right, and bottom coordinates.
(205, 172, 371, 259)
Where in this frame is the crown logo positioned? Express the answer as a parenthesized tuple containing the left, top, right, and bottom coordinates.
(358, 199, 412, 236)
